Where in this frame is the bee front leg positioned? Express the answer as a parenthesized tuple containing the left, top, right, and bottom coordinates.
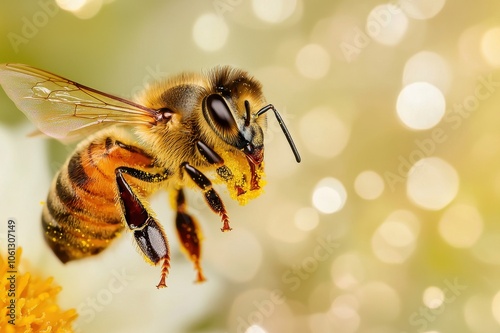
(181, 162, 231, 232)
(115, 167, 171, 288)
(196, 141, 245, 195)
(173, 188, 206, 283)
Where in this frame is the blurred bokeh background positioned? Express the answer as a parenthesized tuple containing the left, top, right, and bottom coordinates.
(1, 0, 500, 332)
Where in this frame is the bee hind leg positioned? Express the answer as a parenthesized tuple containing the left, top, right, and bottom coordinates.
(173, 188, 206, 283)
(115, 167, 171, 288)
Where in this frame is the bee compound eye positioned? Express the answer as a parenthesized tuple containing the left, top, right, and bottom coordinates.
(206, 94, 237, 131)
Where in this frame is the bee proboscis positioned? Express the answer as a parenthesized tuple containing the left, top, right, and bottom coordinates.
(0, 63, 300, 288)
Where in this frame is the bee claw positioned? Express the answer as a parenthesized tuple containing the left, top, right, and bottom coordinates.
(156, 277, 167, 289)
(156, 281, 167, 289)
(221, 215, 232, 232)
(194, 262, 207, 283)
(236, 186, 246, 196)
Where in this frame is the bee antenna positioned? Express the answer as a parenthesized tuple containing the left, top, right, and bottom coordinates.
(244, 100, 251, 127)
(257, 104, 301, 163)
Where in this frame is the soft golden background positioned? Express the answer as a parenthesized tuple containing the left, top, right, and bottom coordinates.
(1, 1, 500, 332)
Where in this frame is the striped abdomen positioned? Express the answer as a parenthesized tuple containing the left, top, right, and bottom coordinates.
(42, 133, 156, 263)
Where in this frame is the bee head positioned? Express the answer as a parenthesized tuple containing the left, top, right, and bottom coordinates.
(202, 91, 265, 165)
(203, 66, 300, 165)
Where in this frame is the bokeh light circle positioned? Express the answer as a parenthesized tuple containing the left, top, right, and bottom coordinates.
(312, 177, 347, 214)
(403, 51, 453, 93)
(481, 27, 500, 67)
(56, 0, 103, 19)
(294, 207, 319, 231)
(354, 170, 385, 200)
(245, 325, 267, 333)
(366, 4, 409, 46)
(378, 220, 414, 247)
(299, 107, 350, 158)
(492, 290, 500, 325)
(438, 204, 483, 248)
(267, 203, 308, 243)
(371, 210, 420, 264)
(252, 0, 297, 23)
(56, 0, 86, 11)
(406, 157, 459, 210)
(397, 82, 446, 130)
(330, 252, 365, 290)
(357, 281, 401, 322)
(464, 294, 499, 332)
(192, 13, 229, 52)
(423, 286, 445, 309)
(295, 44, 331, 79)
(328, 302, 361, 333)
(400, 0, 446, 20)
(471, 232, 500, 265)
(458, 24, 492, 69)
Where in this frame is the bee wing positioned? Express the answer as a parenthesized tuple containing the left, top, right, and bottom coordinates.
(0, 63, 160, 141)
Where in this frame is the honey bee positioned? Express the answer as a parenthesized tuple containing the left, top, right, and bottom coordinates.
(0, 63, 300, 288)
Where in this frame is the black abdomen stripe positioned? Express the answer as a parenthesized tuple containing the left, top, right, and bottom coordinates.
(43, 145, 124, 263)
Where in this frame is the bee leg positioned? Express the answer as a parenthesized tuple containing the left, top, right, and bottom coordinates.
(182, 162, 232, 232)
(174, 188, 206, 283)
(196, 140, 245, 195)
(115, 167, 171, 288)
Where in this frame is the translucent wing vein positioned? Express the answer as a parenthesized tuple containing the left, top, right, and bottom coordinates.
(0, 63, 159, 140)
